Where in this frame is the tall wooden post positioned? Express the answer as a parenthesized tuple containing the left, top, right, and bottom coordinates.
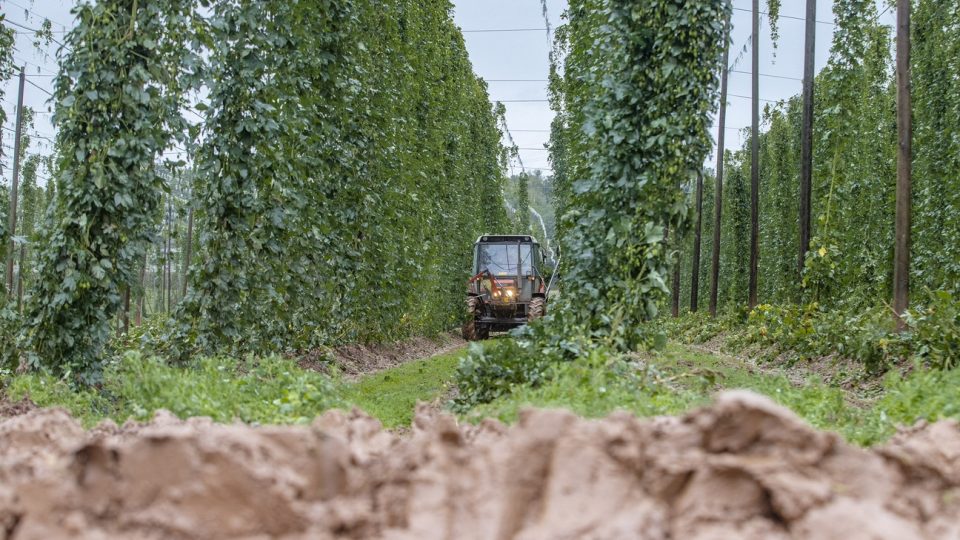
(165, 199, 173, 312)
(748, 0, 760, 309)
(893, 0, 912, 329)
(16, 245, 25, 312)
(181, 204, 193, 298)
(121, 286, 130, 335)
(710, 18, 731, 317)
(155, 197, 165, 315)
(136, 253, 147, 326)
(5, 67, 26, 296)
(690, 170, 704, 312)
(799, 0, 816, 278)
(672, 248, 681, 318)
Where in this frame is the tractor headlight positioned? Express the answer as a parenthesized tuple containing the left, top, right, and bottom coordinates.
(506, 289, 514, 298)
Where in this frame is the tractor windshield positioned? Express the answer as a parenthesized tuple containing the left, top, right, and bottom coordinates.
(477, 243, 533, 276)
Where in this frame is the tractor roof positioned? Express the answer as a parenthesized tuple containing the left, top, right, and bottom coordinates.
(475, 234, 540, 244)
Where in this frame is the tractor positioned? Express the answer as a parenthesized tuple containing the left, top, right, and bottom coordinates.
(462, 234, 557, 340)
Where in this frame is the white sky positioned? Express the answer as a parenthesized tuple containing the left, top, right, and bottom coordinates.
(452, 0, 895, 174)
(1, 0, 896, 187)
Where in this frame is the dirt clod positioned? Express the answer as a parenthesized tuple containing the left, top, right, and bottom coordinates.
(0, 392, 957, 539)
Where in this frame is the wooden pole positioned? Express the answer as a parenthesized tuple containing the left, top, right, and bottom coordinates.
(710, 19, 730, 317)
(799, 0, 816, 279)
(181, 204, 193, 298)
(665, 223, 678, 317)
(691, 170, 704, 312)
(136, 253, 147, 326)
(748, 0, 760, 309)
(158, 196, 167, 314)
(16, 245, 25, 312)
(121, 285, 130, 335)
(893, 0, 912, 329)
(5, 67, 26, 296)
(166, 199, 173, 311)
(672, 247, 681, 318)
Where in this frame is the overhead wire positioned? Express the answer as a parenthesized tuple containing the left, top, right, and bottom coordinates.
(184, 107, 205, 121)
(2, 17, 71, 51)
(25, 78, 54, 98)
(730, 69, 802, 81)
(11, 56, 58, 76)
(3, 4, 891, 182)
(873, 3, 894, 22)
(3, 0, 70, 28)
(11, 29, 68, 35)
(728, 93, 779, 104)
(731, 6, 834, 26)
(731, 2, 895, 32)
(461, 28, 549, 33)
(496, 93, 785, 105)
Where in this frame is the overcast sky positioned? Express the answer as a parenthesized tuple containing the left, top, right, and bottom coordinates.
(2, 0, 895, 187)
(452, 0, 895, 174)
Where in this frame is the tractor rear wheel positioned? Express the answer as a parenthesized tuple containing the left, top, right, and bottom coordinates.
(528, 297, 546, 322)
(463, 297, 486, 341)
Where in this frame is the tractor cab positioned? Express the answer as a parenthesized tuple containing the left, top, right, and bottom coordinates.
(463, 235, 553, 340)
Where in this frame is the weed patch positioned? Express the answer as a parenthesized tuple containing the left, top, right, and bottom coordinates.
(463, 343, 960, 446)
(4, 351, 341, 427)
(338, 348, 463, 428)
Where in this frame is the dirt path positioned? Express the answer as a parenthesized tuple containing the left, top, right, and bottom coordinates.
(299, 332, 465, 380)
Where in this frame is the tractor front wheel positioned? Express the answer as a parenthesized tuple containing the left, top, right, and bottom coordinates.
(463, 297, 488, 341)
(528, 297, 546, 322)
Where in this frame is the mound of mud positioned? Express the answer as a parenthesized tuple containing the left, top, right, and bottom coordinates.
(1, 391, 958, 539)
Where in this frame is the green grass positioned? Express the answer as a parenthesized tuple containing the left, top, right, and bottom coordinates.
(1, 346, 466, 430)
(338, 347, 464, 428)
(464, 344, 846, 424)
(4, 351, 343, 427)
(463, 342, 960, 446)
(6, 340, 959, 448)
(3, 347, 467, 430)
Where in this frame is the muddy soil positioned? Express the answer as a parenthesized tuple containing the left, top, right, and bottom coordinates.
(0, 396, 35, 419)
(1, 391, 958, 539)
(301, 333, 465, 378)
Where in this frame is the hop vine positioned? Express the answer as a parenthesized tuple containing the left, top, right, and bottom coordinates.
(19, 0, 196, 381)
(767, 0, 781, 54)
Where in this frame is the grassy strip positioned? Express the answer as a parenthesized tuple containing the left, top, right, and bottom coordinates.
(2, 347, 467, 430)
(6, 341, 957, 447)
(339, 347, 464, 429)
(3, 352, 342, 427)
(464, 343, 960, 446)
